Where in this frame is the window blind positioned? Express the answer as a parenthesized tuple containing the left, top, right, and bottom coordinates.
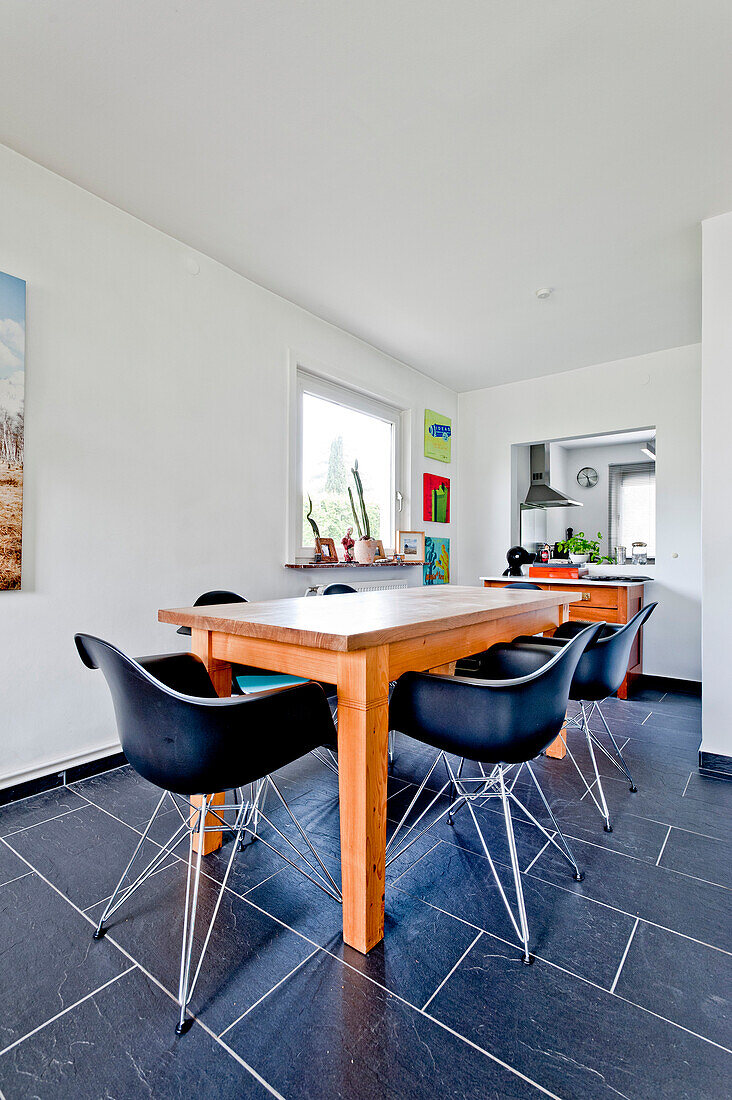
(607, 461, 656, 559)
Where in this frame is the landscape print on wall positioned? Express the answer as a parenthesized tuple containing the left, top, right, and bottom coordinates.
(0, 271, 25, 589)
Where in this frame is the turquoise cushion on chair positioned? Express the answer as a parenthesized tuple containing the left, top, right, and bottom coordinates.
(236, 673, 309, 694)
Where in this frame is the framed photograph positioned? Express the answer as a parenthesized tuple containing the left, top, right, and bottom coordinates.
(423, 473, 450, 523)
(374, 539, 386, 559)
(424, 536, 450, 585)
(315, 537, 338, 562)
(424, 409, 452, 463)
(395, 530, 425, 562)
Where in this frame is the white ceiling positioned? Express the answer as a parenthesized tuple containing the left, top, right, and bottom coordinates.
(2, 1, 731, 392)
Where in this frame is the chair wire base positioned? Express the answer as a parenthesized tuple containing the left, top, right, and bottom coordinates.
(385, 752, 585, 964)
(92, 777, 341, 1034)
(559, 699, 637, 832)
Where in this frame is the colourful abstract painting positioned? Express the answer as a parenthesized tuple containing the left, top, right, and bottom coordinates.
(423, 473, 450, 523)
(0, 271, 25, 590)
(424, 409, 451, 463)
(423, 536, 450, 585)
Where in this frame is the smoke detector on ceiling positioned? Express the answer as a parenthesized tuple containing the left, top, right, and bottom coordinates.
(535, 287, 553, 299)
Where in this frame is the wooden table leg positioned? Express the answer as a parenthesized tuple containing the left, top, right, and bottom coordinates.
(190, 628, 231, 854)
(545, 602, 570, 760)
(336, 645, 390, 954)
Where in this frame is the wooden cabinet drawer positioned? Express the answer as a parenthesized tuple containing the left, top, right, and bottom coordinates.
(546, 585, 619, 610)
(567, 605, 620, 624)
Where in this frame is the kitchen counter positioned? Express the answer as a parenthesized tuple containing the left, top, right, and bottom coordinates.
(479, 575, 651, 588)
(480, 573, 650, 704)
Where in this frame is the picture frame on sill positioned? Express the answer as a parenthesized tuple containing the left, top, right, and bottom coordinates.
(374, 539, 386, 559)
(395, 530, 425, 562)
(315, 537, 338, 563)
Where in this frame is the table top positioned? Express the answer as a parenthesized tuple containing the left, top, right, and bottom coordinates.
(159, 585, 577, 652)
(480, 575, 650, 588)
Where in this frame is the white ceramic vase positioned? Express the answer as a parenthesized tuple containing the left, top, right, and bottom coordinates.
(354, 536, 377, 564)
(569, 553, 589, 564)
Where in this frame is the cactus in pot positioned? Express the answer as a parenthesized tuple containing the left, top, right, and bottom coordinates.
(350, 460, 377, 563)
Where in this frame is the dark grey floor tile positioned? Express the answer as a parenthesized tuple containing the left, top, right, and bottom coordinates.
(247, 852, 477, 1008)
(88, 860, 315, 1034)
(429, 935, 730, 1100)
(628, 687, 666, 702)
(0, 841, 29, 887)
(0, 967, 271, 1099)
(644, 695, 701, 717)
(550, 793, 670, 862)
(683, 772, 732, 811)
(393, 840, 635, 988)
(71, 765, 167, 829)
(0, 787, 87, 837)
(0, 873, 128, 1052)
(530, 835, 732, 952)
(5, 802, 177, 910)
(614, 921, 732, 1049)
(423, 793, 571, 872)
(658, 826, 732, 890)
(641, 711, 702, 735)
(501, 769, 670, 862)
(225, 946, 546, 1099)
(594, 772, 730, 841)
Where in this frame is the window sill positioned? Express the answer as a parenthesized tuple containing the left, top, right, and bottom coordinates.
(284, 561, 423, 569)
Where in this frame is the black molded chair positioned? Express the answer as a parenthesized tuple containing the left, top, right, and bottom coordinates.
(387, 623, 602, 964)
(474, 603, 658, 831)
(503, 582, 542, 589)
(173, 590, 337, 786)
(322, 582, 357, 595)
(75, 634, 341, 1035)
(176, 589, 308, 695)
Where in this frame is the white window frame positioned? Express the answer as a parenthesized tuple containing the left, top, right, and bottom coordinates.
(289, 362, 404, 561)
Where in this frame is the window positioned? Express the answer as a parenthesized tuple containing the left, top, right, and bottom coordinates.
(608, 461, 656, 560)
(293, 370, 401, 555)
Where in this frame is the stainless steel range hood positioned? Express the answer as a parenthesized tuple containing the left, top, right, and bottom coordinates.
(523, 444, 582, 509)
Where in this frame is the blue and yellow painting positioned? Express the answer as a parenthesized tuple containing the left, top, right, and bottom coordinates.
(424, 536, 450, 585)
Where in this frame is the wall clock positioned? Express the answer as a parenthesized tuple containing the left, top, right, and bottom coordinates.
(577, 466, 599, 488)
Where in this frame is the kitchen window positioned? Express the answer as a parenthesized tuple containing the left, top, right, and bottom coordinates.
(293, 369, 402, 557)
(608, 461, 656, 560)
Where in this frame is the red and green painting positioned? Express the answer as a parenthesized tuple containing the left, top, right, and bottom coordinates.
(423, 473, 450, 523)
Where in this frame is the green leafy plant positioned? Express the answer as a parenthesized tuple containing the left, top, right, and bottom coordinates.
(349, 458, 371, 539)
(305, 495, 321, 542)
(557, 530, 609, 563)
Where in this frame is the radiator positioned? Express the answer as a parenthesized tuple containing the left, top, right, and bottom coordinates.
(305, 580, 410, 596)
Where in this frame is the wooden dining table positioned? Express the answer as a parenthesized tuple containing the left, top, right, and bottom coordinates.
(159, 585, 578, 955)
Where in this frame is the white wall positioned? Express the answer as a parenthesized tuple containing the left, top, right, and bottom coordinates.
(457, 345, 701, 681)
(701, 211, 732, 759)
(0, 144, 457, 789)
(545, 440, 655, 554)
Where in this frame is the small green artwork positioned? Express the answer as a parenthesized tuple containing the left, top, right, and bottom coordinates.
(424, 409, 452, 463)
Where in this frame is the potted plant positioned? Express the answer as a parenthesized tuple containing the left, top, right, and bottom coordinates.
(558, 530, 604, 564)
(348, 459, 378, 564)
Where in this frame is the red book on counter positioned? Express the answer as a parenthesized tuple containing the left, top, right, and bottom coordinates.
(529, 563, 589, 580)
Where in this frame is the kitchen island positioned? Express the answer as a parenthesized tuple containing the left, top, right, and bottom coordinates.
(480, 574, 650, 698)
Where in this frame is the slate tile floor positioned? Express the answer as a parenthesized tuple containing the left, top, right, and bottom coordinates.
(1, 689, 730, 1098)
